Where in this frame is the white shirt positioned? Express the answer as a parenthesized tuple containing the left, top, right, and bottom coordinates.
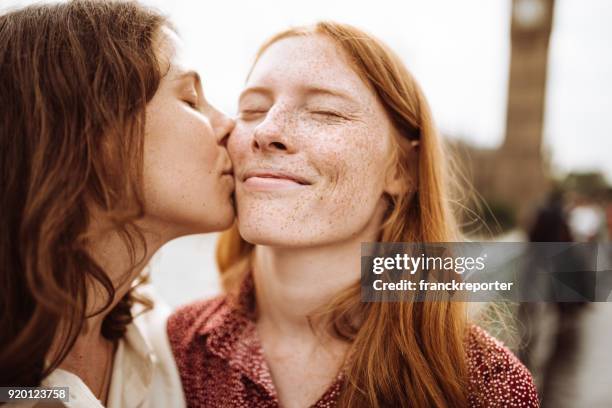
(12, 288, 186, 408)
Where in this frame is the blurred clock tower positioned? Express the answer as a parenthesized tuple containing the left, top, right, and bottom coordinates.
(494, 0, 556, 221)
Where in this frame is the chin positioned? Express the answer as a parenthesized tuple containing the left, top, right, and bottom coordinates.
(178, 205, 235, 235)
(216, 213, 235, 231)
(236, 219, 279, 245)
(237, 220, 315, 247)
(208, 205, 236, 232)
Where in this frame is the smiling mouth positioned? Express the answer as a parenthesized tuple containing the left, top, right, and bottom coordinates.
(241, 170, 313, 191)
(242, 170, 311, 185)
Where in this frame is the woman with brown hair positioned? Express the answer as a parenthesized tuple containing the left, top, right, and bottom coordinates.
(168, 22, 539, 407)
(0, 1, 234, 406)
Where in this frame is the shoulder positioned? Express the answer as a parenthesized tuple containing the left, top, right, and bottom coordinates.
(166, 295, 229, 352)
(466, 324, 539, 407)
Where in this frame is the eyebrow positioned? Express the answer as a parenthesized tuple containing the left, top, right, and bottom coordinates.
(303, 86, 356, 103)
(174, 70, 202, 87)
(239, 86, 273, 104)
(238, 85, 357, 104)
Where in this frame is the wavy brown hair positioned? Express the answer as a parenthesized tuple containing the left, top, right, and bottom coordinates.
(217, 22, 468, 407)
(0, 1, 166, 387)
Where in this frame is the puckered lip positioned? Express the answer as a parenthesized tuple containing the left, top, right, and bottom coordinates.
(221, 167, 233, 176)
(241, 168, 312, 185)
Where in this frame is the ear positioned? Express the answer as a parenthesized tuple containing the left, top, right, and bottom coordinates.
(383, 139, 419, 197)
(383, 163, 407, 196)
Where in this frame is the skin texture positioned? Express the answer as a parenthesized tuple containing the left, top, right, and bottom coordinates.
(228, 35, 406, 408)
(230, 34, 399, 248)
(144, 27, 235, 237)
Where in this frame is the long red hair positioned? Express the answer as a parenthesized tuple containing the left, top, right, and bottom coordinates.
(217, 22, 468, 407)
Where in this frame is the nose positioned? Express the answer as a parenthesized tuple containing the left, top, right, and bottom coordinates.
(251, 109, 294, 154)
(213, 108, 235, 147)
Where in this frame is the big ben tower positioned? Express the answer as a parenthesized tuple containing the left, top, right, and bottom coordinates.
(495, 0, 555, 219)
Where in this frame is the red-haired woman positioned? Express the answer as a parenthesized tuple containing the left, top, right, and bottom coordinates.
(168, 22, 539, 407)
(0, 1, 234, 406)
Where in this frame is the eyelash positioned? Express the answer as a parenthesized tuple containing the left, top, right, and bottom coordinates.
(184, 99, 198, 109)
(237, 109, 348, 122)
(311, 110, 347, 120)
(239, 109, 267, 119)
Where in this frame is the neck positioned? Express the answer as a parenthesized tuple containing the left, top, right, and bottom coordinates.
(50, 215, 175, 401)
(253, 202, 386, 337)
(80, 217, 170, 335)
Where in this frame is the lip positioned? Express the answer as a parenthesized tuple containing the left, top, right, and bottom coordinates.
(241, 168, 313, 191)
(242, 169, 312, 185)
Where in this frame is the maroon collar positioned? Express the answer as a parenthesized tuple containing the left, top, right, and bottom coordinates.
(198, 274, 279, 399)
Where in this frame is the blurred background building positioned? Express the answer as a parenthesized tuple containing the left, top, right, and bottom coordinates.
(457, 0, 555, 226)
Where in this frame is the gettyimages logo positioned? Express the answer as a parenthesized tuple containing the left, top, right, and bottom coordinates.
(371, 253, 487, 275)
(361, 242, 612, 302)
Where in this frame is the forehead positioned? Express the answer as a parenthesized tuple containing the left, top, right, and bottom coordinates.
(247, 35, 373, 101)
(155, 26, 193, 78)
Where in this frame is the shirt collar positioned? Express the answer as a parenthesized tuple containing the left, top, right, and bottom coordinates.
(199, 273, 279, 399)
(107, 320, 156, 408)
(197, 271, 257, 338)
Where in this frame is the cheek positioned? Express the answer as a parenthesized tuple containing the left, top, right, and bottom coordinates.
(227, 123, 251, 162)
(317, 127, 388, 199)
(143, 105, 220, 209)
(148, 113, 217, 173)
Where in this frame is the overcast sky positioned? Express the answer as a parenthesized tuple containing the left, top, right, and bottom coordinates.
(4, 0, 612, 183)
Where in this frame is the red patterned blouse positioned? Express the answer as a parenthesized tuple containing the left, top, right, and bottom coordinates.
(168, 277, 539, 408)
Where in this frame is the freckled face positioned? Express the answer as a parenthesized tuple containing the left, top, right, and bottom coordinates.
(229, 35, 396, 247)
(142, 28, 235, 236)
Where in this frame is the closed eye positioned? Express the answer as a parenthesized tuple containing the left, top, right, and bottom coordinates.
(239, 109, 268, 120)
(181, 88, 200, 110)
(183, 99, 198, 109)
(311, 110, 347, 120)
